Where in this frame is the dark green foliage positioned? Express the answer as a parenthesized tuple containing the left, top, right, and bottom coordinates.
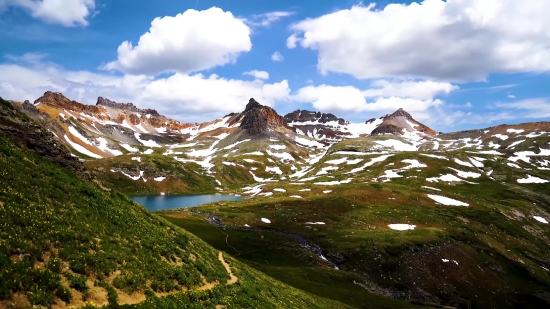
(0, 115, 351, 308)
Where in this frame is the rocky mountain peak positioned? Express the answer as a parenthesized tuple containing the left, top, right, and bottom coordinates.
(386, 108, 413, 120)
(239, 98, 290, 136)
(96, 96, 161, 117)
(371, 108, 436, 136)
(283, 110, 348, 125)
(34, 91, 109, 119)
(244, 98, 263, 112)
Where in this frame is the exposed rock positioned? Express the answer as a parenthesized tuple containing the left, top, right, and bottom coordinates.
(96, 96, 160, 117)
(128, 113, 140, 125)
(371, 124, 404, 136)
(371, 108, 437, 136)
(35, 91, 109, 120)
(0, 96, 88, 178)
(284, 110, 348, 125)
(240, 98, 290, 136)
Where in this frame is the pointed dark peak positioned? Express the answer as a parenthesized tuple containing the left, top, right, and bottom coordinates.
(387, 108, 413, 120)
(239, 98, 290, 136)
(244, 98, 263, 112)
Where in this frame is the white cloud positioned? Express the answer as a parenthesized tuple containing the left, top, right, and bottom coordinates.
(271, 51, 283, 62)
(507, 94, 516, 99)
(246, 11, 294, 27)
(288, 0, 550, 81)
(0, 0, 95, 26)
(0, 60, 290, 122)
(362, 80, 458, 100)
(493, 98, 550, 118)
(5, 52, 48, 63)
(292, 83, 445, 116)
(243, 70, 269, 80)
(103, 7, 252, 76)
(465, 102, 473, 108)
(286, 34, 298, 49)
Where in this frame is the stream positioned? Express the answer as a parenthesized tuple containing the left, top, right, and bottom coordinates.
(192, 210, 339, 270)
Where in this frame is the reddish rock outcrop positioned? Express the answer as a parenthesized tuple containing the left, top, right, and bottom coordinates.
(35, 91, 109, 120)
(240, 98, 291, 135)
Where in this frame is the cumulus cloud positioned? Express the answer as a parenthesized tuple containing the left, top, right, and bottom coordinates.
(0, 60, 290, 122)
(0, 0, 95, 26)
(246, 11, 294, 27)
(243, 70, 269, 80)
(362, 80, 458, 100)
(292, 81, 448, 116)
(271, 51, 283, 62)
(102, 7, 252, 76)
(507, 94, 516, 99)
(288, 0, 550, 81)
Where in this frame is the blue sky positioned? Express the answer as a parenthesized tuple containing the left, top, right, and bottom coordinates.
(1, 0, 550, 131)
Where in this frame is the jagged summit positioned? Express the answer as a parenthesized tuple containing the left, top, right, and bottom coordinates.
(284, 110, 348, 125)
(386, 107, 413, 120)
(96, 96, 160, 117)
(35, 91, 108, 118)
(239, 98, 290, 136)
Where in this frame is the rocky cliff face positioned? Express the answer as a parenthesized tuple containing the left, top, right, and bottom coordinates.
(240, 98, 291, 136)
(284, 110, 348, 125)
(96, 96, 160, 117)
(35, 91, 109, 120)
(0, 97, 88, 178)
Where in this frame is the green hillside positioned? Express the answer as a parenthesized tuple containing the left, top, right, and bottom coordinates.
(0, 98, 352, 308)
(161, 150, 550, 309)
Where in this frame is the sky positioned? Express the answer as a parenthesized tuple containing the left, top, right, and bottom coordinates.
(1, 0, 550, 131)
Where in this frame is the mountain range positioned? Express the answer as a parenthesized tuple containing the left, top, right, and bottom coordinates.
(1, 91, 550, 309)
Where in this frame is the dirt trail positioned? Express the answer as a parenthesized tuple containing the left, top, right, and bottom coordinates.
(219, 252, 238, 284)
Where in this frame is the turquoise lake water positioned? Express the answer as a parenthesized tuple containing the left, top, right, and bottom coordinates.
(130, 194, 244, 211)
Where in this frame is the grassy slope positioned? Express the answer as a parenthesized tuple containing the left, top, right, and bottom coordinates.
(162, 150, 550, 309)
(84, 153, 219, 195)
(0, 99, 351, 308)
(159, 213, 427, 309)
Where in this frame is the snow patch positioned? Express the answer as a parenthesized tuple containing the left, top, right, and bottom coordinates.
(507, 128, 524, 134)
(427, 194, 469, 207)
(421, 153, 448, 160)
(266, 166, 283, 175)
(517, 175, 548, 184)
(422, 186, 441, 191)
(120, 143, 139, 152)
(134, 133, 161, 147)
(533, 216, 549, 224)
(454, 158, 474, 167)
(388, 224, 416, 231)
(63, 134, 102, 159)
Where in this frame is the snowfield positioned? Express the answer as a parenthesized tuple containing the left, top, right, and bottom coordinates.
(427, 194, 469, 207)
